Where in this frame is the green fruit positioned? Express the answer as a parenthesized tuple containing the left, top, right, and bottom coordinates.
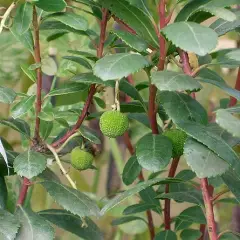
(71, 148, 94, 170)
(163, 129, 187, 158)
(99, 111, 129, 138)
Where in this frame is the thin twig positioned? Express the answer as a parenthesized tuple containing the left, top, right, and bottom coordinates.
(33, 6, 43, 141)
(200, 178, 218, 240)
(212, 189, 229, 203)
(229, 67, 240, 107)
(112, 15, 136, 35)
(164, 157, 180, 230)
(0, 2, 15, 34)
(47, 144, 77, 189)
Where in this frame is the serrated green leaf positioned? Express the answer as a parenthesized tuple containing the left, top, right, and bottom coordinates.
(180, 229, 202, 240)
(47, 12, 88, 31)
(112, 216, 146, 226)
(176, 206, 206, 224)
(184, 138, 229, 178)
(41, 181, 100, 217)
(100, 0, 158, 47)
(112, 30, 148, 52)
(158, 190, 204, 205)
(176, 0, 239, 22)
(155, 230, 177, 240)
(63, 56, 92, 69)
(71, 72, 107, 85)
(151, 70, 202, 92)
(94, 53, 149, 81)
(210, 11, 240, 36)
(222, 169, 240, 203)
(122, 155, 142, 186)
(123, 203, 157, 215)
(176, 121, 240, 170)
(100, 178, 180, 215)
(0, 118, 30, 137)
(40, 120, 53, 140)
(136, 134, 172, 172)
(0, 87, 16, 104)
(0, 176, 7, 209)
(68, 50, 98, 61)
(14, 149, 47, 179)
(197, 69, 240, 100)
(13, 3, 32, 35)
(47, 82, 88, 97)
(21, 64, 36, 82)
(11, 95, 36, 119)
(39, 209, 103, 240)
(16, 206, 54, 240)
(0, 209, 20, 240)
(79, 125, 101, 144)
(162, 22, 218, 56)
(160, 91, 208, 125)
(10, 27, 34, 54)
(35, 0, 67, 12)
(0, 151, 18, 176)
(216, 109, 240, 138)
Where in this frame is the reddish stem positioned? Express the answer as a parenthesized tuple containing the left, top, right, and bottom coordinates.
(199, 224, 206, 240)
(112, 15, 136, 35)
(33, 6, 43, 141)
(52, 9, 109, 148)
(212, 189, 229, 203)
(164, 157, 180, 230)
(229, 67, 240, 107)
(178, 49, 192, 76)
(17, 177, 31, 206)
(200, 178, 218, 240)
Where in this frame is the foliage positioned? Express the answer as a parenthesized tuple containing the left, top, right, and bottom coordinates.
(0, 0, 239, 239)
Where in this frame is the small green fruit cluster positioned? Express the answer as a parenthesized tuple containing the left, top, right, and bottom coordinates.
(163, 129, 187, 158)
(99, 111, 129, 138)
(71, 147, 94, 170)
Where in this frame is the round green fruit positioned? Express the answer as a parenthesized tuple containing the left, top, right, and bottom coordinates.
(163, 129, 187, 158)
(71, 148, 94, 170)
(99, 111, 129, 138)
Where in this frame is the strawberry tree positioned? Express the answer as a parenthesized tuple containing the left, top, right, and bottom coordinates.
(0, 0, 240, 239)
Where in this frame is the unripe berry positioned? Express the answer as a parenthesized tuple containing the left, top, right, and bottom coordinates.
(71, 147, 94, 170)
(163, 129, 187, 158)
(99, 111, 129, 138)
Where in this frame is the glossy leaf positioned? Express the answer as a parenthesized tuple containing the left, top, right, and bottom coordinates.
(100, 0, 158, 47)
(0, 176, 7, 209)
(48, 12, 88, 31)
(21, 64, 37, 82)
(122, 155, 142, 186)
(0, 138, 10, 174)
(162, 22, 218, 56)
(180, 229, 202, 240)
(16, 206, 54, 240)
(112, 29, 148, 52)
(159, 190, 204, 205)
(176, 121, 240, 170)
(0, 209, 20, 240)
(136, 134, 172, 172)
(39, 209, 103, 240)
(197, 69, 240, 100)
(48, 82, 87, 96)
(94, 53, 150, 81)
(155, 230, 177, 240)
(40, 120, 53, 140)
(63, 56, 92, 69)
(13, 3, 32, 35)
(160, 91, 208, 125)
(152, 70, 202, 92)
(100, 178, 180, 215)
(176, 206, 206, 224)
(14, 149, 47, 179)
(11, 95, 36, 119)
(0, 118, 30, 137)
(216, 49, 240, 68)
(41, 181, 100, 217)
(112, 216, 146, 226)
(123, 203, 157, 215)
(0, 87, 16, 104)
(79, 125, 101, 144)
(35, 0, 67, 12)
(216, 109, 240, 138)
(71, 72, 106, 85)
(184, 138, 229, 178)
(0, 151, 18, 176)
